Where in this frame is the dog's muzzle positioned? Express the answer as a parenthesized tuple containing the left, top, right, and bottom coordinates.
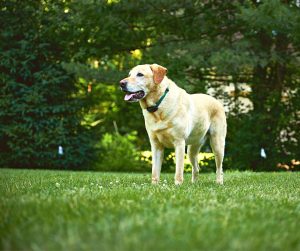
(119, 80, 145, 102)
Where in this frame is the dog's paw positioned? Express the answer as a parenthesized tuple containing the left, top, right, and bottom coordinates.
(191, 172, 199, 183)
(216, 177, 224, 185)
(152, 178, 159, 185)
(175, 179, 183, 186)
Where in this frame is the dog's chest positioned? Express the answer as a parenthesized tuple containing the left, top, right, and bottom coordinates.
(150, 126, 176, 148)
(144, 113, 183, 148)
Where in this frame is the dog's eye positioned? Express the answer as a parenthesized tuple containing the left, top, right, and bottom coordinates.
(137, 73, 144, 77)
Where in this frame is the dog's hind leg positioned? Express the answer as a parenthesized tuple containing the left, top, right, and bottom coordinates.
(188, 137, 206, 183)
(209, 129, 226, 185)
(188, 144, 200, 183)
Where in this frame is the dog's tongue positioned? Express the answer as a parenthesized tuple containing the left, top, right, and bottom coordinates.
(124, 93, 135, 101)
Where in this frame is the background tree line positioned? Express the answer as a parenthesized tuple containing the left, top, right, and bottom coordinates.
(0, 0, 299, 171)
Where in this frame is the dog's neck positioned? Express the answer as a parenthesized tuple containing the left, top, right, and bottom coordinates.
(139, 78, 169, 110)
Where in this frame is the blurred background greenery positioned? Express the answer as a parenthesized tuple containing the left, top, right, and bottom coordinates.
(0, 0, 299, 172)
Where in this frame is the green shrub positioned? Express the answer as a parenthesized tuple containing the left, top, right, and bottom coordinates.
(95, 132, 148, 172)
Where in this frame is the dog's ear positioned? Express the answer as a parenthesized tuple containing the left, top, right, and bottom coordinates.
(150, 64, 167, 84)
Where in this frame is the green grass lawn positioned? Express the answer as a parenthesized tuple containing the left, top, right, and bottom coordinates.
(0, 169, 299, 251)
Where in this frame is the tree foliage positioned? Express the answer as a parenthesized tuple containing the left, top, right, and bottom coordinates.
(0, 0, 97, 169)
(0, 0, 299, 170)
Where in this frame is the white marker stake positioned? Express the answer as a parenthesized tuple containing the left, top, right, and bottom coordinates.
(58, 146, 64, 155)
(260, 148, 266, 158)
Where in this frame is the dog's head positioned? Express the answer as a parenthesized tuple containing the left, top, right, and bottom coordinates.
(119, 64, 167, 102)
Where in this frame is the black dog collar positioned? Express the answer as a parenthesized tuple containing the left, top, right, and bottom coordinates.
(146, 87, 169, 113)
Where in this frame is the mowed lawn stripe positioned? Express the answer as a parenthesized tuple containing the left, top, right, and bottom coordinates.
(0, 169, 299, 251)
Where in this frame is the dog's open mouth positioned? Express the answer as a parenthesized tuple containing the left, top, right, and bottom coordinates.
(124, 90, 145, 102)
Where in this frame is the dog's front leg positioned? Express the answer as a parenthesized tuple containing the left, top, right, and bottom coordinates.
(151, 142, 164, 185)
(175, 141, 185, 185)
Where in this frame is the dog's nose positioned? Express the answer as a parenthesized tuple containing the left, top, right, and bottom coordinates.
(120, 80, 127, 89)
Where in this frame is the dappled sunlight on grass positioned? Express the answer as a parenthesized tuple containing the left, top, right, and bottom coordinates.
(1, 169, 299, 251)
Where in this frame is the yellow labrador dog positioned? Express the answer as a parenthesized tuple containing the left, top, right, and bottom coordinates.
(120, 64, 226, 185)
